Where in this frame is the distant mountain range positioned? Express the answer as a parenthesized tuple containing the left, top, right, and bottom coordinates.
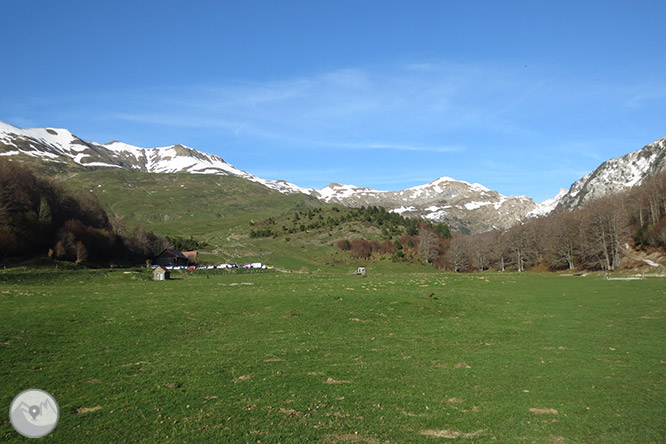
(315, 179, 541, 234)
(0, 121, 309, 194)
(1, 121, 664, 233)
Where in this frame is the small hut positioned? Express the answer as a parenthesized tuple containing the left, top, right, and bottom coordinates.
(153, 266, 170, 281)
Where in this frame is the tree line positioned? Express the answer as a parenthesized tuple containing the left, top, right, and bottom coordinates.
(0, 160, 168, 266)
(444, 170, 666, 272)
(332, 207, 452, 267)
(337, 227, 450, 267)
(251, 205, 450, 240)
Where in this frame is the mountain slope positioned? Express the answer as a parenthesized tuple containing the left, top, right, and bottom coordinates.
(0, 121, 308, 194)
(557, 137, 666, 209)
(5, 121, 664, 234)
(314, 177, 538, 234)
(1, 121, 538, 233)
(57, 170, 409, 270)
(60, 169, 323, 237)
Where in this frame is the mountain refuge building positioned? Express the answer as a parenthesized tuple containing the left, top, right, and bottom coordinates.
(153, 266, 170, 281)
(154, 249, 190, 267)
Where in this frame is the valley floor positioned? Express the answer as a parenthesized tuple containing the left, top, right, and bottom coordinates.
(1, 268, 665, 443)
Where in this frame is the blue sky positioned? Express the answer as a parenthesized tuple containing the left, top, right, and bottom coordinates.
(1, 0, 664, 201)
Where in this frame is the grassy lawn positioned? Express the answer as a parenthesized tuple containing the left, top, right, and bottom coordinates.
(1, 268, 665, 443)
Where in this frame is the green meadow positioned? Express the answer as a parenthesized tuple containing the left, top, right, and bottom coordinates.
(1, 267, 665, 443)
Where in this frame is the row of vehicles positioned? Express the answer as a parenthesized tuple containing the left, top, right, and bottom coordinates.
(221, 262, 273, 269)
(154, 262, 272, 270)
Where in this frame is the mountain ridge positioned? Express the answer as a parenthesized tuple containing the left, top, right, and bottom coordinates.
(314, 177, 539, 233)
(557, 137, 666, 209)
(0, 121, 310, 195)
(0, 121, 542, 232)
(2, 121, 665, 233)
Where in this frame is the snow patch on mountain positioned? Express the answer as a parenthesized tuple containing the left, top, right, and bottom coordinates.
(317, 183, 375, 201)
(0, 121, 309, 195)
(558, 137, 666, 209)
(527, 189, 568, 217)
(309, 176, 539, 233)
(390, 205, 417, 215)
(464, 201, 493, 211)
(6, 121, 663, 234)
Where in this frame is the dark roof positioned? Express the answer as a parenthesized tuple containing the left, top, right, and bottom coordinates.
(156, 248, 188, 260)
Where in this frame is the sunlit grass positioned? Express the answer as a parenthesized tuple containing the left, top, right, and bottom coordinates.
(1, 269, 664, 443)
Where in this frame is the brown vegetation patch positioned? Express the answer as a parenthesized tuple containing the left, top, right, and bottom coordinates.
(121, 360, 149, 367)
(279, 407, 302, 417)
(419, 429, 484, 439)
(76, 406, 102, 414)
(249, 430, 269, 436)
(454, 362, 471, 369)
(324, 377, 351, 384)
(233, 374, 254, 382)
(397, 407, 422, 417)
(263, 358, 284, 362)
(446, 397, 464, 404)
(530, 408, 559, 415)
(322, 434, 380, 443)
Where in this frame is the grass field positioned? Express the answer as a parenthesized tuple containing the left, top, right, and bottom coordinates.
(59, 171, 395, 269)
(1, 267, 665, 443)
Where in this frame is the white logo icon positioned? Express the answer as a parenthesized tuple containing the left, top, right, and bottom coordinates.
(9, 389, 59, 438)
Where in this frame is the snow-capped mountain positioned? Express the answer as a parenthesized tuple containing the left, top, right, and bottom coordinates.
(314, 177, 539, 233)
(3, 121, 664, 233)
(557, 136, 666, 209)
(0, 121, 544, 232)
(0, 121, 309, 194)
(527, 188, 568, 217)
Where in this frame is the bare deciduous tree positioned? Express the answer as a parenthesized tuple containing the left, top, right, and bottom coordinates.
(418, 229, 439, 263)
(75, 241, 87, 264)
(446, 234, 469, 272)
(488, 229, 506, 271)
(545, 212, 580, 270)
(506, 223, 535, 272)
(580, 196, 628, 270)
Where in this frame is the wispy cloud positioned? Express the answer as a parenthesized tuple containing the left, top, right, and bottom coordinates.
(623, 85, 666, 110)
(73, 61, 546, 150)
(314, 141, 464, 153)
(7, 59, 660, 200)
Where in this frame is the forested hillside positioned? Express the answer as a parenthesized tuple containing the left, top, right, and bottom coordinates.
(249, 205, 452, 266)
(0, 160, 166, 265)
(445, 170, 666, 272)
